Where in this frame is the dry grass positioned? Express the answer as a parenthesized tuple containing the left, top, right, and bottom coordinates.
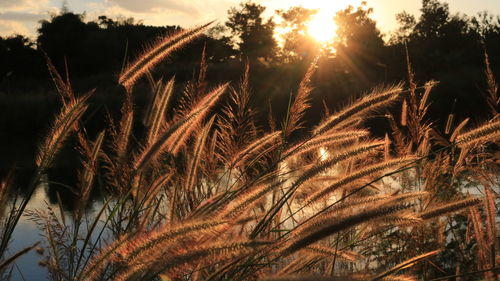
(0, 22, 498, 281)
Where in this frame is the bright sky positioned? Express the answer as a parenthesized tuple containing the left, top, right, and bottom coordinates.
(1, 0, 500, 38)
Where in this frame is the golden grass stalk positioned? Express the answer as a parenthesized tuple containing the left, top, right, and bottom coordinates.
(216, 63, 258, 167)
(470, 206, 489, 265)
(276, 254, 320, 275)
(133, 84, 227, 170)
(483, 186, 496, 247)
(445, 113, 454, 135)
(219, 180, 284, 219)
(379, 212, 423, 226)
(401, 99, 408, 126)
(384, 133, 391, 160)
(116, 220, 230, 263)
(121, 240, 269, 281)
(419, 197, 481, 220)
(45, 55, 75, 104)
(381, 275, 418, 281)
(166, 83, 228, 155)
(455, 119, 500, 147)
(418, 81, 437, 112)
(0, 171, 14, 220)
(184, 117, 214, 199)
(296, 192, 426, 240)
(314, 84, 403, 134)
(371, 250, 441, 281)
(305, 157, 415, 204)
(484, 52, 499, 116)
(0, 242, 40, 272)
(115, 107, 133, 162)
(283, 130, 369, 160)
(147, 78, 175, 145)
(76, 131, 105, 219)
(36, 94, 90, 169)
(261, 275, 365, 281)
(449, 118, 469, 142)
(293, 141, 384, 188)
(79, 234, 132, 281)
(285, 203, 411, 254)
(284, 59, 316, 137)
(229, 131, 281, 168)
(119, 22, 212, 89)
(305, 246, 362, 262)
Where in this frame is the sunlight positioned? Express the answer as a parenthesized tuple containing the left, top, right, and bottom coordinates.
(307, 10, 337, 43)
(277, 0, 362, 44)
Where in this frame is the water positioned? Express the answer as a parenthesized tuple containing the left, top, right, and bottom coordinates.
(3, 169, 104, 281)
(9, 186, 54, 281)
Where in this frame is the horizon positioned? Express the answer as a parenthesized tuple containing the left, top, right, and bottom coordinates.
(1, 0, 500, 39)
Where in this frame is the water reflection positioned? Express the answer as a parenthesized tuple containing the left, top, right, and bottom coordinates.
(5, 168, 103, 281)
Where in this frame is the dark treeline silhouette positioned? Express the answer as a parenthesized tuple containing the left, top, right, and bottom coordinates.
(1, 0, 499, 168)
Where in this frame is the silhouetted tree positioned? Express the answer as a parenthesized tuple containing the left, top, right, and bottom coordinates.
(0, 35, 43, 80)
(276, 7, 320, 62)
(332, 3, 386, 87)
(37, 12, 91, 75)
(225, 2, 277, 63)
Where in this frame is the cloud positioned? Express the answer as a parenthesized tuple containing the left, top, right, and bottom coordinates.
(0, 0, 49, 10)
(0, 0, 30, 8)
(107, 0, 197, 14)
(0, 19, 31, 37)
(0, 11, 45, 22)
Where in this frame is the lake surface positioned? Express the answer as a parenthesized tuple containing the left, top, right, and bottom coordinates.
(4, 169, 105, 281)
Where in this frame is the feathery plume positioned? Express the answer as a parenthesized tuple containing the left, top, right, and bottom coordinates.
(261, 275, 365, 281)
(314, 84, 403, 134)
(36, 94, 90, 169)
(305, 246, 362, 262)
(455, 119, 500, 147)
(419, 81, 437, 111)
(283, 130, 369, 160)
(184, 117, 214, 201)
(445, 114, 454, 135)
(230, 131, 281, 168)
(293, 141, 385, 189)
(147, 78, 175, 145)
(305, 157, 415, 204)
(371, 250, 441, 281)
(167, 83, 228, 155)
(119, 22, 212, 89)
(285, 203, 411, 254)
(419, 197, 481, 220)
(449, 118, 469, 142)
(134, 84, 227, 170)
(484, 52, 499, 116)
(284, 59, 316, 137)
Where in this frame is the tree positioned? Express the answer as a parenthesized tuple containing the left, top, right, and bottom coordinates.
(37, 12, 93, 75)
(334, 3, 385, 58)
(0, 35, 43, 80)
(225, 1, 276, 63)
(413, 0, 451, 38)
(332, 3, 386, 85)
(390, 11, 417, 44)
(276, 6, 319, 62)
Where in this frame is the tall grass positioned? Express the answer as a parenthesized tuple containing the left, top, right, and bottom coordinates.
(0, 22, 498, 281)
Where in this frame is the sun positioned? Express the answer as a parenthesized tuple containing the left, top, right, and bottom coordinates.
(307, 10, 337, 43)
(298, 0, 361, 43)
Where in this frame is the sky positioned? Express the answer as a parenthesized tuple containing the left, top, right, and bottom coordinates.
(1, 0, 500, 38)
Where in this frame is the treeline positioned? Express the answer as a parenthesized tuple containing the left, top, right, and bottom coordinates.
(1, 0, 500, 122)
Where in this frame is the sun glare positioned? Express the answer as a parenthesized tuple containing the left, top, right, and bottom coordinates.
(278, 0, 362, 44)
(307, 10, 337, 43)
